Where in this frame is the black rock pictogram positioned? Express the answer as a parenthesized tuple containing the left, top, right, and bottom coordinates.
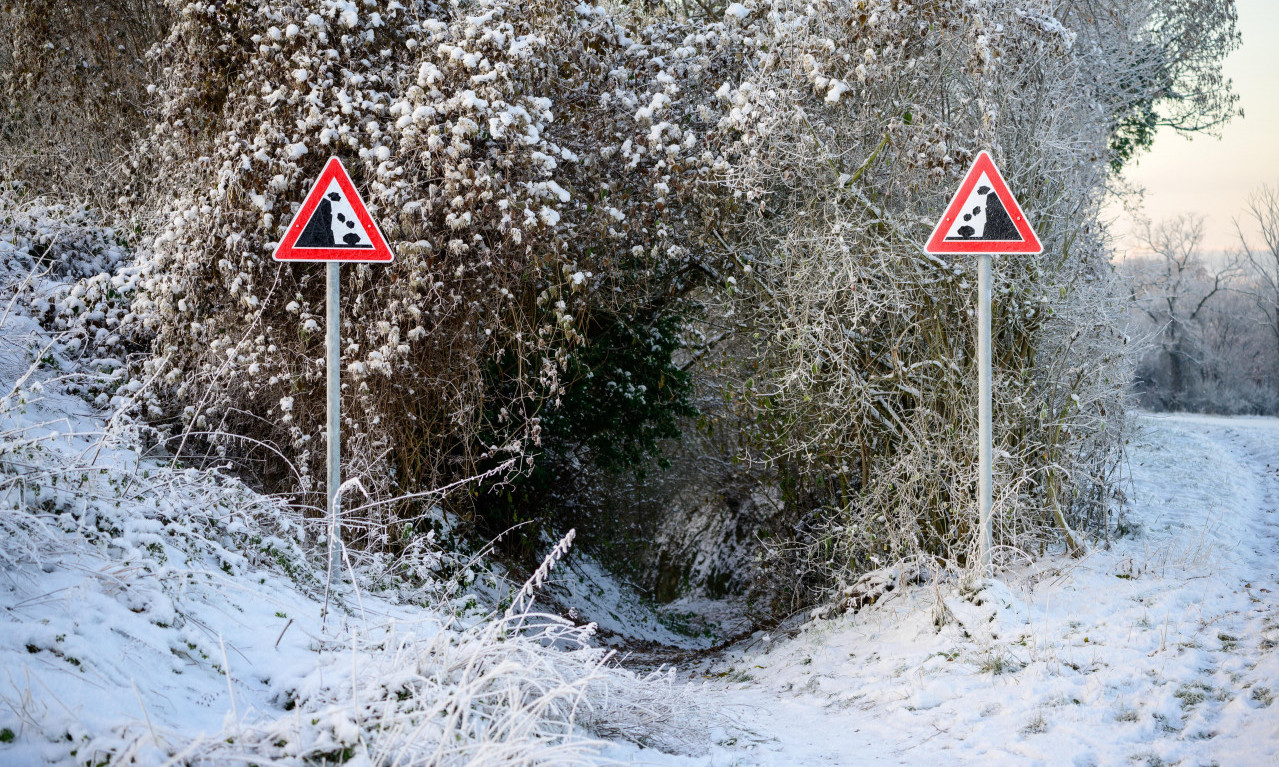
(297, 190, 370, 248)
(948, 184, 1022, 242)
(979, 190, 1020, 241)
(297, 195, 336, 247)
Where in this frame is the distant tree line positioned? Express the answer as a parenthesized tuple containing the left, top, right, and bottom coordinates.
(1122, 185, 1279, 414)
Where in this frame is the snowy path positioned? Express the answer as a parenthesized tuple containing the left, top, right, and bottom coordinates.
(613, 413, 1279, 766)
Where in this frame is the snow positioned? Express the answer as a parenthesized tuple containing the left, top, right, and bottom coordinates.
(541, 550, 725, 651)
(610, 411, 1279, 765)
(3, 296, 1278, 765)
(0, 201, 700, 764)
(0, 327, 321, 761)
(3, 205, 1277, 765)
(824, 79, 848, 103)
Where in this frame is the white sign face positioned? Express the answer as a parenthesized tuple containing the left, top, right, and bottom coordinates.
(296, 180, 376, 249)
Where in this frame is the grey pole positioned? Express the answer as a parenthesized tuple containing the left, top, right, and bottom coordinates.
(326, 261, 342, 580)
(977, 253, 993, 572)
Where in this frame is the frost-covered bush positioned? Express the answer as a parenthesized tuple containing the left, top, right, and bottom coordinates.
(681, 0, 1234, 595)
(0, 192, 131, 282)
(1102, 0, 1240, 171)
(5, 0, 1238, 599)
(0, 0, 169, 205)
(126, 0, 734, 531)
(0, 191, 146, 410)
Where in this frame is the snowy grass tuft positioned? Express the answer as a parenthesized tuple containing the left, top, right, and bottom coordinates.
(188, 535, 709, 765)
(193, 612, 705, 765)
(0, 403, 709, 764)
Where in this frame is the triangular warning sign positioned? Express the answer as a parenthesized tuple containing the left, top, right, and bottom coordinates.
(273, 157, 394, 262)
(924, 151, 1041, 255)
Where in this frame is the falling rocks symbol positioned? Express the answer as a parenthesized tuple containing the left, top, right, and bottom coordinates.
(297, 185, 373, 249)
(952, 185, 1020, 242)
(924, 151, 1041, 256)
(273, 157, 393, 262)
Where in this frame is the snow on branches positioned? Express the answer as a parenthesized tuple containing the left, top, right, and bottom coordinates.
(700, 0, 1175, 587)
(127, 0, 734, 520)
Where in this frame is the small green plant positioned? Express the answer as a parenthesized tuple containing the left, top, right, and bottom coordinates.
(1114, 516, 1142, 539)
(0, 728, 14, 743)
(1174, 681, 1210, 707)
(711, 667, 752, 683)
(1020, 713, 1048, 735)
(313, 745, 356, 763)
(1250, 686, 1273, 707)
(656, 608, 716, 640)
(976, 648, 1023, 675)
(1153, 713, 1181, 734)
(1171, 680, 1222, 710)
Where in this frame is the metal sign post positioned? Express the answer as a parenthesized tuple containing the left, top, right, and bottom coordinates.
(273, 157, 394, 584)
(976, 253, 993, 570)
(326, 261, 342, 577)
(924, 151, 1041, 573)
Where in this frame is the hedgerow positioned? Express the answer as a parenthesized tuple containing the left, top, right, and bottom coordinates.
(2, 0, 1240, 601)
(124, 0, 735, 541)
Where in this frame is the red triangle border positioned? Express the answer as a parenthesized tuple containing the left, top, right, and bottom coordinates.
(273, 157, 394, 263)
(924, 151, 1042, 255)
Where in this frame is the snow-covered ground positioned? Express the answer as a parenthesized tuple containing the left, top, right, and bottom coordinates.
(5, 290, 1279, 767)
(613, 412, 1279, 766)
(3, 200, 1277, 766)
(5, 293, 1279, 767)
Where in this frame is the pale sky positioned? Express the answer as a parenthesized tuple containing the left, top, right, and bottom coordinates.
(1112, 0, 1279, 257)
